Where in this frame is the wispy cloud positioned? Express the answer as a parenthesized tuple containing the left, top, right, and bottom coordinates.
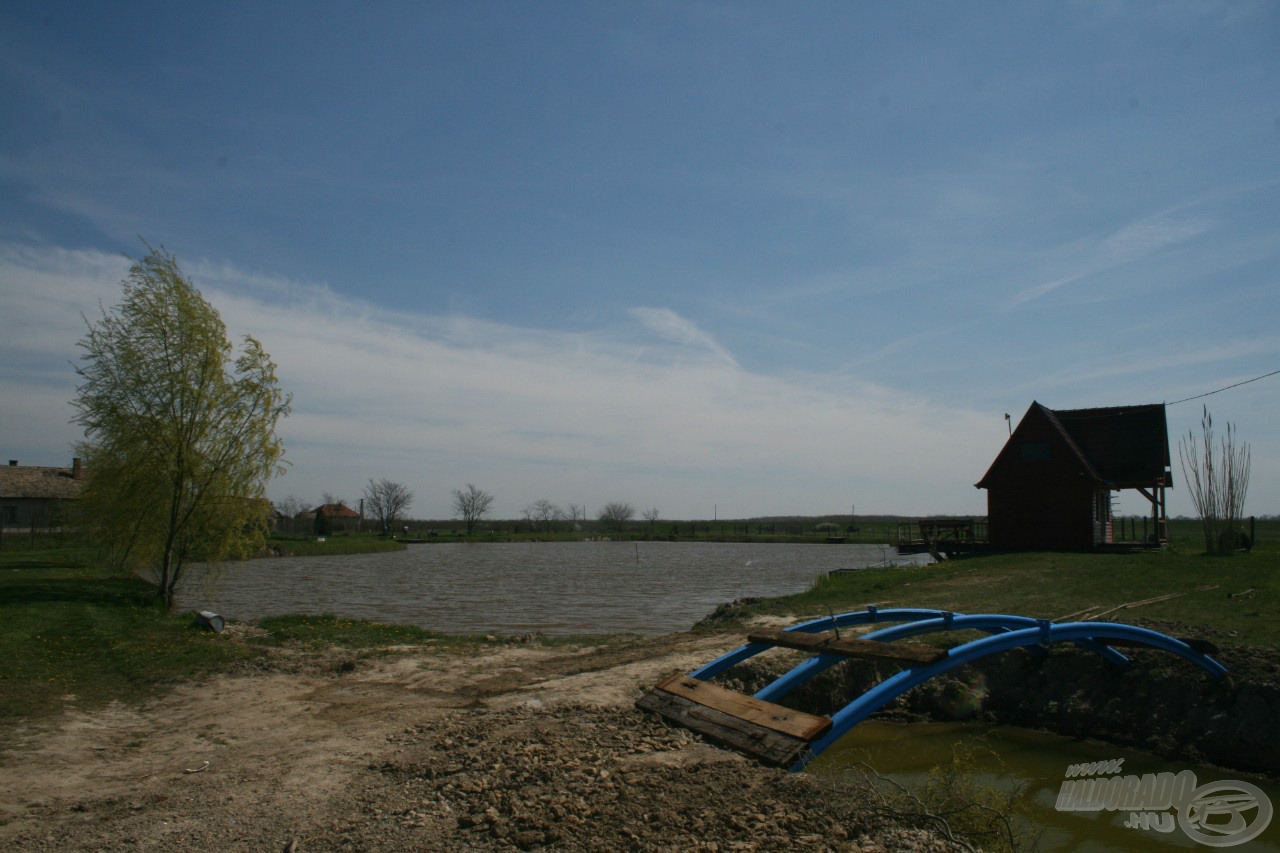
(1008, 211, 1214, 308)
(0, 243, 1002, 517)
(629, 306, 739, 367)
(1009, 339, 1280, 399)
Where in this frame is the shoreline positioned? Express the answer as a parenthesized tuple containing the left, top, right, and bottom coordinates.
(4, 536, 1276, 849)
(4, 611, 1276, 850)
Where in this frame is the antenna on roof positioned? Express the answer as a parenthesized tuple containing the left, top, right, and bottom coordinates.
(1004, 413, 1012, 435)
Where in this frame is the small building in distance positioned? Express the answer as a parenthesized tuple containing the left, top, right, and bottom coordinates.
(0, 458, 85, 530)
(302, 502, 362, 533)
(975, 402, 1171, 550)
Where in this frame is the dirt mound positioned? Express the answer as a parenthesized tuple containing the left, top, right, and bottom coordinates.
(372, 704, 953, 851)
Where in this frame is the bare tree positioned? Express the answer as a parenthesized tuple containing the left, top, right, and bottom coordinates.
(453, 483, 495, 535)
(565, 503, 587, 528)
(524, 499, 564, 533)
(274, 494, 307, 535)
(275, 495, 306, 519)
(364, 478, 414, 534)
(643, 506, 661, 532)
(598, 501, 635, 531)
(1179, 406, 1251, 554)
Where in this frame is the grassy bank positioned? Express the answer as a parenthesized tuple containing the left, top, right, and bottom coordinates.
(720, 537, 1280, 647)
(4, 531, 1276, 741)
(0, 549, 450, 743)
(267, 533, 407, 557)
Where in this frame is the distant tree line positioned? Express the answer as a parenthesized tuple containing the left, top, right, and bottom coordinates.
(274, 483, 1011, 541)
(270, 487, 660, 537)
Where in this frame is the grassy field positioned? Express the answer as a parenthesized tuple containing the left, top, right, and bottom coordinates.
(729, 528, 1280, 648)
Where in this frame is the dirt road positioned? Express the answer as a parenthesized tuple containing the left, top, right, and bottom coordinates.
(0, 630, 954, 851)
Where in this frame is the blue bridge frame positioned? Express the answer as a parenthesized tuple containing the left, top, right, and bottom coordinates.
(658, 607, 1227, 771)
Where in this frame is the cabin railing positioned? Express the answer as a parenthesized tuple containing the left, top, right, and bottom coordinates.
(896, 518, 988, 555)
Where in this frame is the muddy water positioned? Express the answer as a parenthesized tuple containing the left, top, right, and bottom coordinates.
(174, 541, 920, 635)
(809, 721, 1280, 851)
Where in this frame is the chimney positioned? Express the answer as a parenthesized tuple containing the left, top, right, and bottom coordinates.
(72, 458, 83, 480)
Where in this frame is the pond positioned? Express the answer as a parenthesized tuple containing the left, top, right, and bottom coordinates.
(173, 541, 921, 635)
(811, 721, 1279, 851)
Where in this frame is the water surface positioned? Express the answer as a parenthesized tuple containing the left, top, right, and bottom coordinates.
(175, 541, 918, 635)
(810, 721, 1279, 851)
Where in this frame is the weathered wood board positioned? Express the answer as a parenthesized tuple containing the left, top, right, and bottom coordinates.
(746, 627, 948, 666)
(651, 674, 831, 740)
(636, 681, 823, 767)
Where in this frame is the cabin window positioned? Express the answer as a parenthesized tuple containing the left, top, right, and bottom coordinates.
(1020, 442, 1051, 461)
(1, 505, 16, 524)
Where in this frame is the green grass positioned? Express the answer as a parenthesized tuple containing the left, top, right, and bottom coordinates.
(732, 536, 1280, 647)
(0, 551, 261, 732)
(255, 613, 464, 648)
(0, 549, 463, 742)
(267, 534, 407, 557)
(0, 534, 410, 732)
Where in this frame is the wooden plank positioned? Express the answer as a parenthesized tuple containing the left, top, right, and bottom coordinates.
(651, 674, 831, 741)
(747, 627, 947, 666)
(635, 689, 813, 767)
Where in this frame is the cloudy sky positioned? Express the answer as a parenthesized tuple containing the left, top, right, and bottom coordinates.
(2, 1, 1277, 520)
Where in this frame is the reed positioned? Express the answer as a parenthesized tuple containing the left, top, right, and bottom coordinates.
(1179, 406, 1252, 554)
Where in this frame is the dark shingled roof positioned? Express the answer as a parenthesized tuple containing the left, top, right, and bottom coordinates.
(1047, 403, 1171, 486)
(976, 402, 1172, 490)
(0, 463, 85, 500)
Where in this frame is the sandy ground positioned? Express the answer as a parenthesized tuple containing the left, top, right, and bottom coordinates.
(0, 629, 956, 851)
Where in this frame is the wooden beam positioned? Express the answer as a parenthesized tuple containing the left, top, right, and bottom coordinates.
(747, 627, 948, 666)
(649, 674, 831, 740)
(636, 686, 819, 767)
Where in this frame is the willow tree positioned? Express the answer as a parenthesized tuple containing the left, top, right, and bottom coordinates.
(73, 246, 291, 607)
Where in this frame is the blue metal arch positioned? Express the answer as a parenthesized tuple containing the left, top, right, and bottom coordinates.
(753, 614, 1142, 705)
(794, 620, 1226, 769)
(678, 608, 1227, 771)
(689, 607, 955, 681)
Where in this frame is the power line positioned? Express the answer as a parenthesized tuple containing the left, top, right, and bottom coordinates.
(1166, 369, 1280, 406)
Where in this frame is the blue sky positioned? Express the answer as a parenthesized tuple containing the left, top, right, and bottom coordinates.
(2, 1, 1277, 519)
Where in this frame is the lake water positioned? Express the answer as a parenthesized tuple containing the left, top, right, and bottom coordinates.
(811, 721, 1280, 851)
(174, 541, 921, 635)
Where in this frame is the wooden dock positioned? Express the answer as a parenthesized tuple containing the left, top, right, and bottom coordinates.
(896, 518, 988, 556)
